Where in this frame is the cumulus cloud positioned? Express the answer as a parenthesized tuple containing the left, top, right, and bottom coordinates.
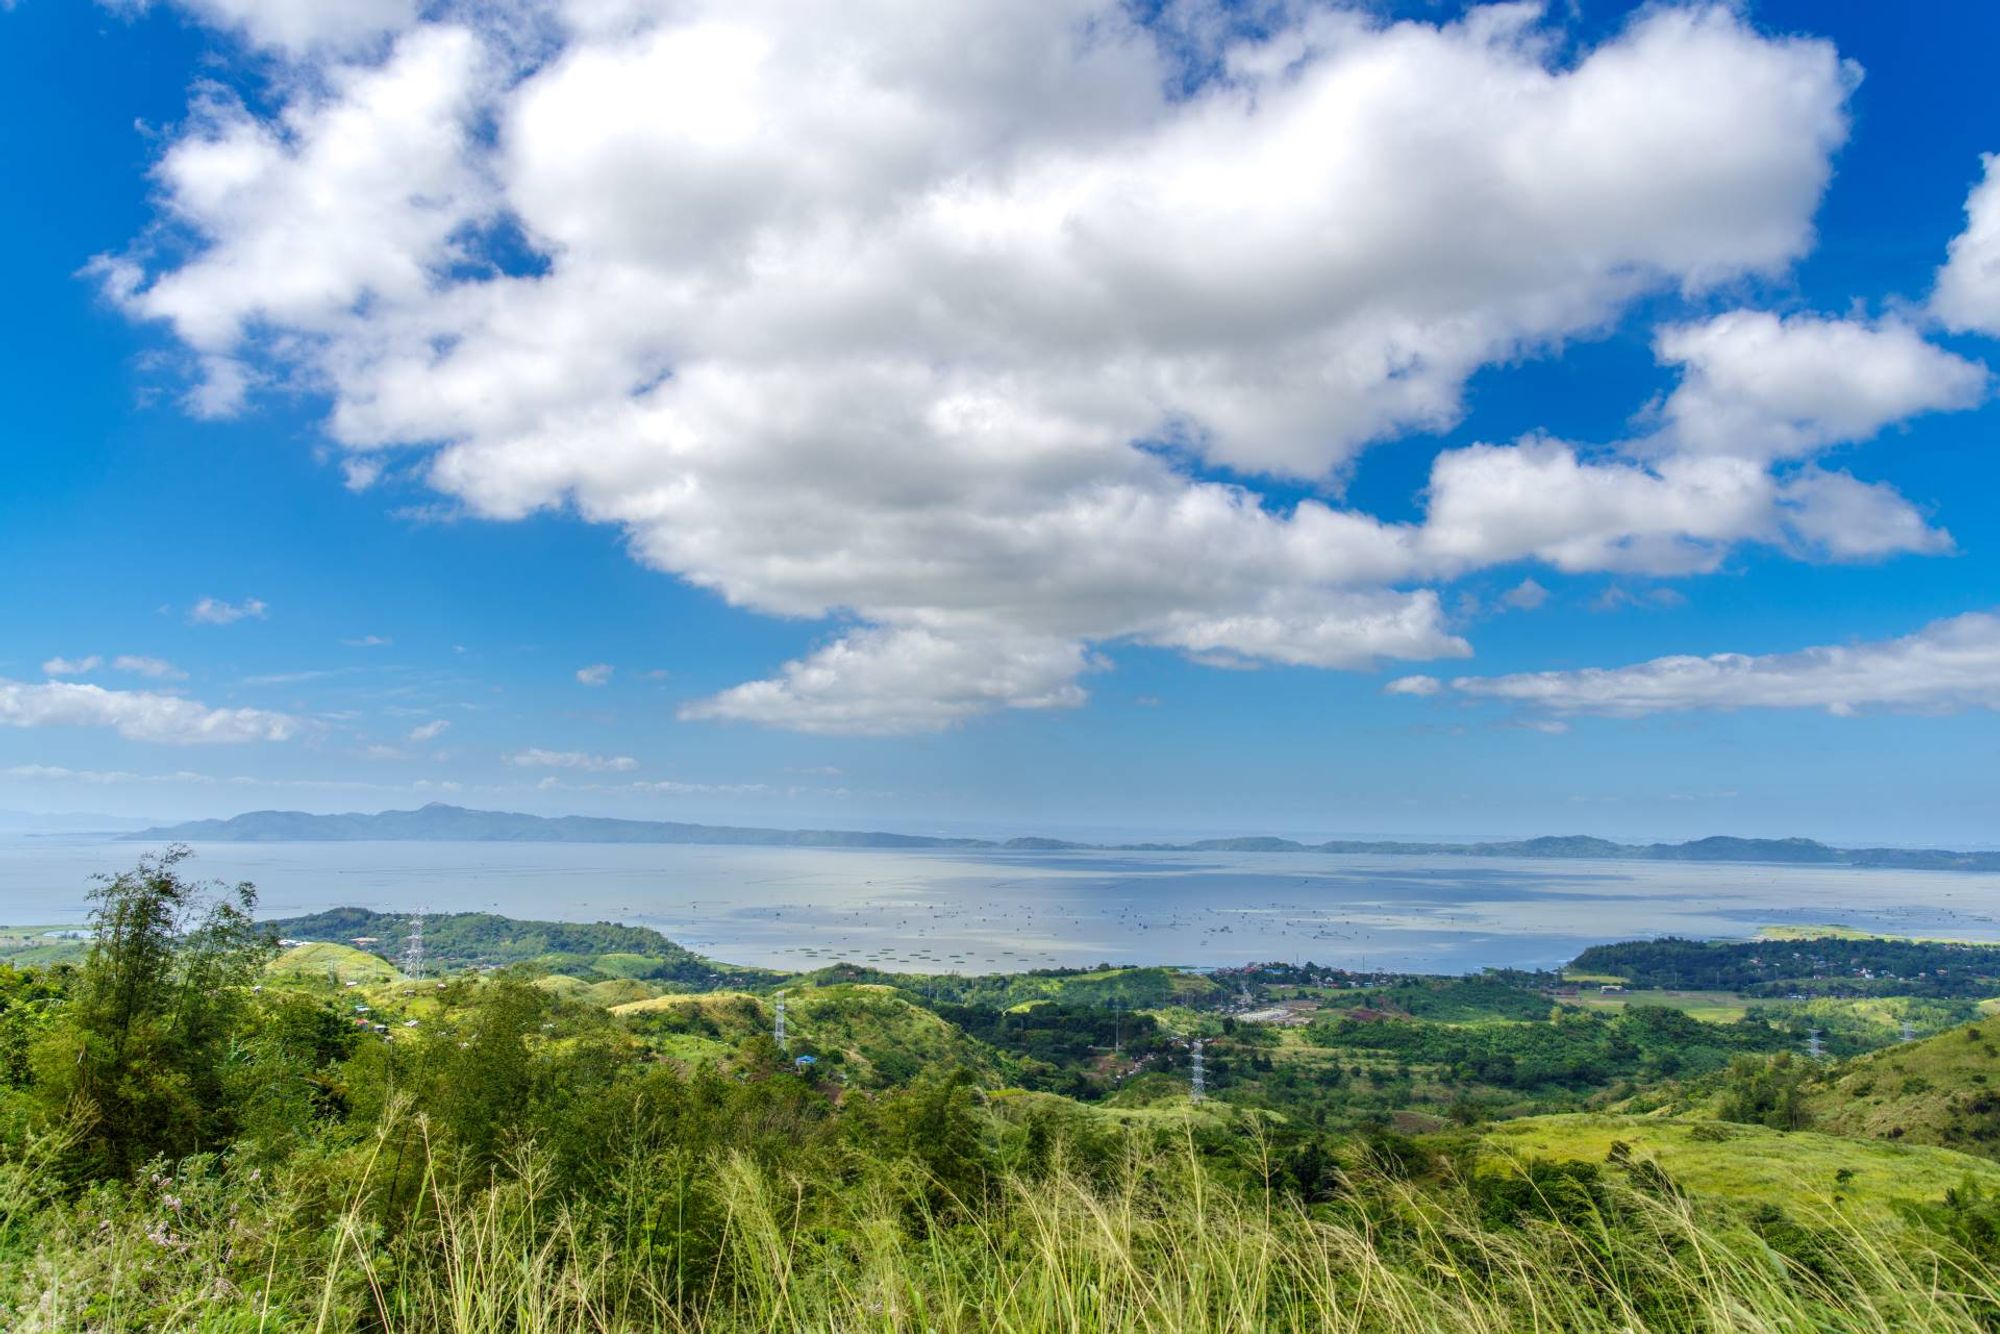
(105, 0, 1989, 732)
(1415, 612, 2000, 718)
(407, 719, 450, 742)
(505, 747, 637, 771)
(42, 656, 102, 676)
(1417, 310, 1983, 575)
(681, 626, 1100, 735)
(120, 0, 419, 54)
(1653, 312, 1986, 460)
(1383, 675, 1443, 697)
(574, 663, 613, 687)
(0, 679, 298, 742)
(189, 596, 268, 625)
(1934, 154, 2000, 335)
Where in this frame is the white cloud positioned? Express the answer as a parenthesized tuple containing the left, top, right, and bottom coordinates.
(1419, 441, 1779, 575)
(1415, 309, 1982, 576)
(102, 24, 488, 394)
(1424, 611, 2000, 718)
(574, 663, 614, 687)
(505, 747, 637, 771)
(344, 634, 393, 647)
(125, 0, 419, 54)
(407, 719, 451, 742)
(189, 596, 268, 625)
(681, 625, 1099, 735)
(42, 655, 102, 676)
(0, 679, 298, 742)
(1934, 154, 2000, 336)
(1776, 467, 1953, 561)
(1383, 675, 1443, 697)
(108, 1, 1982, 732)
(1499, 579, 1549, 612)
(112, 654, 186, 679)
(1653, 311, 1987, 461)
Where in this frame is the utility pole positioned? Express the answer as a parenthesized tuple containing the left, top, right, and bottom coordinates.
(401, 910, 426, 981)
(1190, 1038, 1206, 1102)
(774, 991, 788, 1052)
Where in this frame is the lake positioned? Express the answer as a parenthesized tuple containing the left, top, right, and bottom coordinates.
(3, 837, 1997, 974)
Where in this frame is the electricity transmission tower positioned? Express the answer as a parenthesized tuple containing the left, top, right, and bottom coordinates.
(774, 991, 788, 1052)
(401, 910, 426, 980)
(1190, 1038, 1206, 1102)
(1806, 1027, 1825, 1060)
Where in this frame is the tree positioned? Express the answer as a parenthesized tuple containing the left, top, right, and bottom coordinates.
(34, 846, 274, 1175)
(1717, 1052, 1814, 1131)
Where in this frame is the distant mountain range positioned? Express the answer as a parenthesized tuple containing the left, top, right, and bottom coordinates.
(124, 803, 2000, 871)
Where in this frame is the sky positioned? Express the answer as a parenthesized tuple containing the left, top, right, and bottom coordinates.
(3, 0, 1999, 845)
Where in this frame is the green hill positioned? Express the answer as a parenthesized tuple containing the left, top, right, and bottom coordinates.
(1484, 1112, 2000, 1223)
(0, 926, 93, 968)
(615, 983, 1003, 1085)
(974, 965, 1220, 1009)
(791, 984, 1003, 1084)
(1807, 1022, 2000, 1156)
(266, 940, 402, 985)
(267, 906, 771, 987)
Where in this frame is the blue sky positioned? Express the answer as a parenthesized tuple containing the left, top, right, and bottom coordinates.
(3, 0, 1999, 844)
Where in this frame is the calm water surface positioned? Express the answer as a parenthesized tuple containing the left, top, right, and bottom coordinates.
(3, 838, 1996, 974)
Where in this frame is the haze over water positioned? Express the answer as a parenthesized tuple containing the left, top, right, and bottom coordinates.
(5, 838, 1998, 974)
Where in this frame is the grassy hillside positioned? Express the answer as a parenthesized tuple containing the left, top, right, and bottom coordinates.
(793, 962, 1222, 1010)
(0, 926, 91, 968)
(1485, 1112, 2000, 1224)
(267, 906, 772, 988)
(267, 939, 403, 985)
(615, 983, 1007, 1085)
(1807, 1021, 2000, 1156)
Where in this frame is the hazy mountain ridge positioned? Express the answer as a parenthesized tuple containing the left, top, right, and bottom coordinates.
(124, 803, 2000, 869)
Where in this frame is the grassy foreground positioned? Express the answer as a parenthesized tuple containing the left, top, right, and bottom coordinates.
(10, 1113, 2000, 1333)
(10, 851, 2000, 1331)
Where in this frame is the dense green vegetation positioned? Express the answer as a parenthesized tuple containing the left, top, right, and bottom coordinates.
(1806, 1022, 2000, 1154)
(270, 906, 774, 987)
(10, 852, 2000, 1330)
(1569, 935, 2000, 997)
(1309, 1003, 1786, 1093)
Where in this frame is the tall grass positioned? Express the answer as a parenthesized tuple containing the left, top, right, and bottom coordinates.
(7, 1116, 2000, 1332)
